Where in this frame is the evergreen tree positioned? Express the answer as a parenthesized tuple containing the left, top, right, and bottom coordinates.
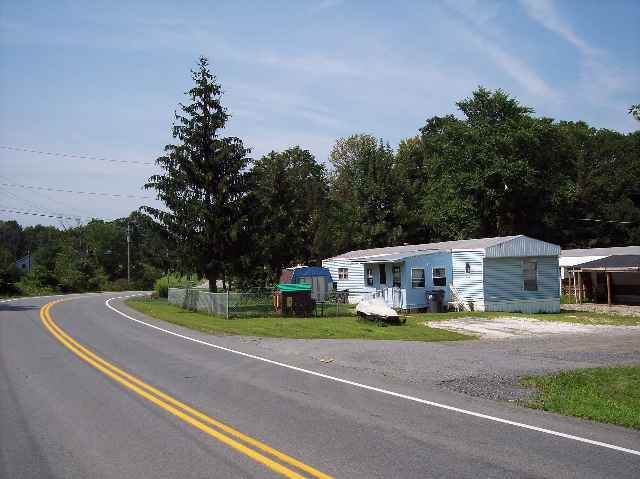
(144, 57, 250, 291)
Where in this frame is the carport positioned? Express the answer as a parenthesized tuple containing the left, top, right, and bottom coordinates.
(574, 255, 640, 305)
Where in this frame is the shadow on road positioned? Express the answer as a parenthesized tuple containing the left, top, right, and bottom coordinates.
(0, 303, 40, 312)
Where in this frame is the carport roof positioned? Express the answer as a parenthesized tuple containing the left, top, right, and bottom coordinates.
(576, 255, 640, 272)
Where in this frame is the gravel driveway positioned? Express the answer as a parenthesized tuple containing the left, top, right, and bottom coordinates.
(427, 316, 640, 339)
(194, 326, 640, 402)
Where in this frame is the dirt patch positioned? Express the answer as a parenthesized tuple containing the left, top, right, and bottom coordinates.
(427, 317, 640, 339)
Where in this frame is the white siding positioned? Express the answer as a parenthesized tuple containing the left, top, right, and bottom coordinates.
(451, 250, 485, 308)
(321, 258, 374, 303)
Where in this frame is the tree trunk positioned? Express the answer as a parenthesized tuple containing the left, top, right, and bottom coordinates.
(207, 271, 218, 292)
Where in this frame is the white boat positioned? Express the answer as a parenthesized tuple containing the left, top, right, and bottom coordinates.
(356, 297, 401, 323)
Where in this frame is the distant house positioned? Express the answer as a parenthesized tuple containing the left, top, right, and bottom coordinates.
(15, 253, 33, 274)
(560, 246, 640, 305)
(322, 235, 561, 313)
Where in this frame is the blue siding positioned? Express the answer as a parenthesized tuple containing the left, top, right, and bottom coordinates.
(401, 252, 452, 308)
(483, 256, 560, 312)
(485, 236, 560, 258)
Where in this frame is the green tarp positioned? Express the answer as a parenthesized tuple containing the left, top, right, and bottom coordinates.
(276, 283, 312, 292)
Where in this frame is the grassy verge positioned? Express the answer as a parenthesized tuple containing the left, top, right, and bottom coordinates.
(410, 310, 640, 326)
(520, 366, 640, 429)
(126, 298, 471, 341)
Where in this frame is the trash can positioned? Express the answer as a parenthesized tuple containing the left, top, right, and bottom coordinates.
(426, 290, 445, 313)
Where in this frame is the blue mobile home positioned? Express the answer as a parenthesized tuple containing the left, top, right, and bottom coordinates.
(322, 235, 560, 313)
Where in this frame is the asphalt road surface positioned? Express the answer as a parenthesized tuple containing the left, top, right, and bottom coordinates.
(1, 293, 639, 478)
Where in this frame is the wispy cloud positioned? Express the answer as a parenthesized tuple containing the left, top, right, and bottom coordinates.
(439, 0, 556, 99)
(519, 0, 598, 56)
(519, 0, 636, 110)
(307, 0, 344, 14)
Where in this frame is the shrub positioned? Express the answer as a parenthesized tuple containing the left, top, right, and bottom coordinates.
(154, 273, 198, 298)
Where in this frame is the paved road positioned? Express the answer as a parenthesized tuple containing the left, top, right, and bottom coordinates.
(1, 293, 639, 478)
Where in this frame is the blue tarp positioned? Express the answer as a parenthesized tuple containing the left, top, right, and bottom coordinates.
(291, 266, 334, 283)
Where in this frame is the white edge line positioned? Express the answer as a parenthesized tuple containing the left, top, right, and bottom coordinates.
(105, 295, 640, 457)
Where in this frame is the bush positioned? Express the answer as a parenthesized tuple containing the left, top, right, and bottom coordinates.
(154, 273, 198, 298)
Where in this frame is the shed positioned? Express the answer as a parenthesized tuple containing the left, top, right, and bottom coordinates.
(322, 235, 560, 313)
(559, 246, 640, 303)
(279, 266, 334, 302)
(573, 255, 640, 305)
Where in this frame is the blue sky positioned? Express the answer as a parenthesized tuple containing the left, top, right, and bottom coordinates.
(1, 0, 639, 226)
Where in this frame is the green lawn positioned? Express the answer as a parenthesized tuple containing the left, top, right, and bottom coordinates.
(521, 366, 640, 429)
(126, 298, 471, 341)
(410, 310, 640, 326)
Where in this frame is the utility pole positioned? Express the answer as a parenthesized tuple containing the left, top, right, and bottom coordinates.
(127, 222, 131, 286)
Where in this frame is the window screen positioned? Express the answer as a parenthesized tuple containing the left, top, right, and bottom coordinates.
(432, 267, 446, 287)
(392, 266, 401, 287)
(411, 269, 425, 288)
(338, 268, 348, 280)
(523, 260, 537, 291)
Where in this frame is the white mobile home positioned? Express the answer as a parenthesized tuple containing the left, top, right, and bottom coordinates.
(322, 235, 561, 313)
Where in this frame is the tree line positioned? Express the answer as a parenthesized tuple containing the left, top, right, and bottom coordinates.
(1, 57, 638, 294)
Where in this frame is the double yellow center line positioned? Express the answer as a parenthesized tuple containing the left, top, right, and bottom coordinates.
(40, 300, 333, 479)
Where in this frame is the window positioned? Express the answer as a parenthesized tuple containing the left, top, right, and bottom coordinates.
(432, 267, 446, 287)
(523, 259, 538, 291)
(392, 266, 401, 287)
(338, 268, 348, 280)
(379, 264, 387, 285)
(411, 268, 425, 288)
(366, 267, 374, 286)
(465, 262, 471, 275)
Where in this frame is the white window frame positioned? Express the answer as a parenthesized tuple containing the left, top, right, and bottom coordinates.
(411, 268, 425, 288)
(432, 267, 447, 287)
(523, 259, 538, 291)
(338, 267, 348, 281)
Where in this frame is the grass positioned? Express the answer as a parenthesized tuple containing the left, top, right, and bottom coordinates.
(410, 310, 640, 326)
(126, 298, 471, 341)
(520, 366, 640, 429)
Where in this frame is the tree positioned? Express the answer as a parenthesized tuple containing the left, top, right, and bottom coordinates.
(144, 57, 251, 291)
(328, 134, 402, 251)
(248, 147, 329, 282)
(630, 104, 640, 122)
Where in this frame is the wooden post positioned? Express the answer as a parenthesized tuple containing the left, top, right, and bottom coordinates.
(577, 272, 582, 304)
(606, 272, 612, 306)
(567, 268, 572, 302)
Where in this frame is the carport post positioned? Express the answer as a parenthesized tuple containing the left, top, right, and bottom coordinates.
(606, 271, 612, 306)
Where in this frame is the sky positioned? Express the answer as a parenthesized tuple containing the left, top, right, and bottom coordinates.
(1, 0, 639, 227)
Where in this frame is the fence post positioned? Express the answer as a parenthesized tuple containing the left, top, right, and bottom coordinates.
(226, 289, 230, 320)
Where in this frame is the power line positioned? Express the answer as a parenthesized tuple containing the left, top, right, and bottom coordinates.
(0, 145, 156, 166)
(1, 182, 153, 200)
(0, 207, 108, 221)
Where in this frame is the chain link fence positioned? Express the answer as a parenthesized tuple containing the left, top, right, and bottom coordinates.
(168, 287, 354, 318)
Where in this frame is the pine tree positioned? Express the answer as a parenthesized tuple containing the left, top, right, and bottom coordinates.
(144, 57, 250, 291)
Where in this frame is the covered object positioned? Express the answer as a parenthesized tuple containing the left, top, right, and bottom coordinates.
(273, 283, 315, 316)
(279, 266, 334, 302)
